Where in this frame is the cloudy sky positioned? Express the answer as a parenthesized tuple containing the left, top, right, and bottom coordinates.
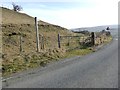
(1, 0, 119, 29)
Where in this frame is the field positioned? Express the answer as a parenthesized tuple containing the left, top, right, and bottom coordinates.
(1, 7, 112, 76)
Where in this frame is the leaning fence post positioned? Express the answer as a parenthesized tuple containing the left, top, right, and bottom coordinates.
(91, 32, 95, 46)
(58, 34, 61, 48)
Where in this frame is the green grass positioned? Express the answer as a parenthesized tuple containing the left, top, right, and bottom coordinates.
(64, 48, 94, 58)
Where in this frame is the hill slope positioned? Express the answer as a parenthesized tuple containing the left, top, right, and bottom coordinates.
(1, 7, 112, 76)
(1, 7, 49, 25)
(1, 7, 75, 76)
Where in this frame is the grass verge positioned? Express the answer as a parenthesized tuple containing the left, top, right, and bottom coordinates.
(2, 36, 112, 77)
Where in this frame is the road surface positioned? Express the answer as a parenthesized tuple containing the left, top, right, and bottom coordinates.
(3, 32, 118, 88)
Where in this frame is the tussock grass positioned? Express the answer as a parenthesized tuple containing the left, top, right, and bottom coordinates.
(1, 7, 73, 76)
(2, 48, 66, 76)
(1, 7, 112, 76)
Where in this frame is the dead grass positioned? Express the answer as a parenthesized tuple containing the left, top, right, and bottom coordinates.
(1, 7, 112, 77)
(1, 7, 75, 76)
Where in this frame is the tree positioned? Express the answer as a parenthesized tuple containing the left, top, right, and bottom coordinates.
(12, 2, 23, 12)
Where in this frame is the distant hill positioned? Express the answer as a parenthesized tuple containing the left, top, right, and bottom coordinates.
(70, 25, 118, 32)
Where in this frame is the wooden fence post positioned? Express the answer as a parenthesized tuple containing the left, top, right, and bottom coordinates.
(20, 35, 22, 53)
(58, 34, 61, 48)
(91, 32, 95, 46)
(39, 34, 44, 50)
(35, 17, 40, 52)
(42, 35, 45, 50)
(68, 37, 70, 46)
(40, 35, 42, 49)
(100, 37, 102, 44)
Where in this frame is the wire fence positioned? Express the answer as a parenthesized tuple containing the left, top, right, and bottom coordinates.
(2, 27, 111, 60)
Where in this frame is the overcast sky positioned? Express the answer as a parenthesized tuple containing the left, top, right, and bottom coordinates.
(1, 0, 119, 29)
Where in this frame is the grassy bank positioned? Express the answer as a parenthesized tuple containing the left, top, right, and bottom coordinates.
(1, 7, 113, 77)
